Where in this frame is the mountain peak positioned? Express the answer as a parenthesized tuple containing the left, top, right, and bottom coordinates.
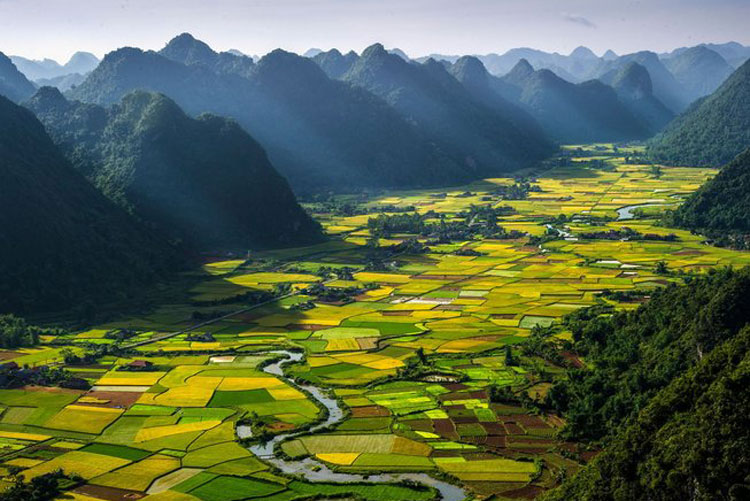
(0, 50, 37, 102)
(504, 58, 535, 85)
(160, 33, 217, 66)
(303, 48, 323, 58)
(389, 48, 410, 60)
(451, 56, 488, 83)
(25, 86, 70, 113)
(603, 49, 618, 61)
(570, 46, 597, 59)
(361, 43, 388, 59)
(611, 61, 653, 97)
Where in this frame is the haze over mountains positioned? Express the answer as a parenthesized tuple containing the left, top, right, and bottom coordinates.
(0, 35, 748, 315)
(66, 34, 554, 190)
(648, 58, 750, 166)
(423, 42, 748, 113)
(26, 87, 322, 251)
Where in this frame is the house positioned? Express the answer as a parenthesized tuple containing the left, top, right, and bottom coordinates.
(122, 360, 153, 371)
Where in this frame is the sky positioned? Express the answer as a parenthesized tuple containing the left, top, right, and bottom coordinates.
(1, 0, 748, 62)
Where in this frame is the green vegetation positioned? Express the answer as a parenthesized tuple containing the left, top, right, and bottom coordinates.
(0, 144, 748, 501)
(27, 88, 322, 250)
(542, 270, 750, 500)
(547, 267, 750, 442)
(668, 148, 750, 248)
(0, 94, 180, 314)
(648, 59, 750, 166)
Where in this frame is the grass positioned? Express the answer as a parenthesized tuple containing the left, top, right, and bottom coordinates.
(188, 475, 284, 501)
(80, 443, 151, 461)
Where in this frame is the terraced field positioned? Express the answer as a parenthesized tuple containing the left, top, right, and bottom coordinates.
(2, 145, 749, 500)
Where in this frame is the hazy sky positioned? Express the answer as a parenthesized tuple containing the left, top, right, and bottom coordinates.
(1, 0, 748, 62)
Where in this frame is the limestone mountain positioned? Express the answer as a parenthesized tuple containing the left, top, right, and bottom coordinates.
(341, 44, 556, 176)
(27, 88, 322, 250)
(312, 49, 359, 79)
(0, 51, 36, 102)
(599, 62, 674, 134)
(499, 59, 650, 143)
(648, 59, 750, 166)
(68, 38, 470, 190)
(663, 46, 734, 103)
(668, 148, 750, 243)
(0, 94, 179, 314)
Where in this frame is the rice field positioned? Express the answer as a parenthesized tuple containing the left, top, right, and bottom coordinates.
(1, 146, 747, 500)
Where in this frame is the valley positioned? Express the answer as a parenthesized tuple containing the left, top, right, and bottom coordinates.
(0, 145, 747, 500)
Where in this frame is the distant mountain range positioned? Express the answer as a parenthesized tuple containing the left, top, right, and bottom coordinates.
(648, 59, 750, 167)
(324, 43, 556, 177)
(26, 87, 322, 250)
(418, 42, 749, 113)
(0, 93, 181, 314)
(10, 51, 99, 80)
(0, 51, 36, 102)
(65, 34, 555, 190)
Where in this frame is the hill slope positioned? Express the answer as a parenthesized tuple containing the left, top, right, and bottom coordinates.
(599, 61, 674, 134)
(342, 44, 556, 176)
(663, 46, 734, 102)
(68, 37, 469, 190)
(668, 149, 750, 246)
(648, 59, 750, 166)
(542, 268, 750, 500)
(0, 52, 36, 102)
(27, 88, 321, 250)
(0, 94, 178, 314)
(500, 60, 650, 143)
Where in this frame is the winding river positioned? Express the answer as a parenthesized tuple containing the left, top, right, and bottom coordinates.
(616, 203, 669, 220)
(238, 350, 468, 501)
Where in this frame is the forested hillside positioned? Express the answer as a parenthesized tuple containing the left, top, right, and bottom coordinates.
(648, 59, 750, 166)
(667, 149, 750, 247)
(27, 88, 322, 250)
(67, 36, 481, 190)
(0, 94, 180, 314)
(542, 267, 750, 500)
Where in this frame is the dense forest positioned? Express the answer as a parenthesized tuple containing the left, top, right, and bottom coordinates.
(542, 267, 750, 500)
(0, 94, 181, 314)
(648, 59, 750, 166)
(667, 148, 750, 248)
(27, 88, 322, 250)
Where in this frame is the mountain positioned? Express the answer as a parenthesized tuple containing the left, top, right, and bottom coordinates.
(602, 49, 618, 61)
(475, 48, 586, 83)
(159, 33, 256, 78)
(64, 52, 100, 75)
(606, 51, 690, 113)
(499, 59, 650, 143)
(27, 88, 322, 250)
(303, 48, 323, 58)
(666, 42, 750, 69)
(389, 48, 410, 61)
(0, 52, 36, 102)
(599, 61, 674, 134)
(10, 51, 99, 80)
(34, 73, 86, 91)
(341, 44, 556, 176)
(312, 49, 359, 79)
(447, 56, 555, 154)
(663, 46, 734, 102)
(541, 268, 750, 500)
(68, 37, 473, 190)
(0, 94, 179, 314)
(647, 59, 750, 166)
(668, 149, 750, 244)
